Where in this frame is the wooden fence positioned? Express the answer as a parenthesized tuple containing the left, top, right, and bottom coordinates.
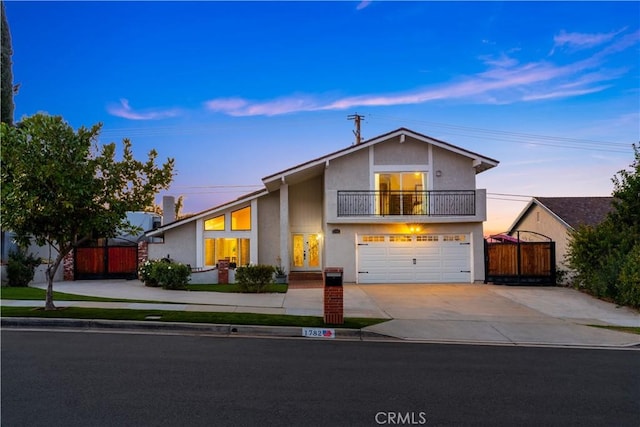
(75, 245, 138, 280)
(485, 239, 556, 285)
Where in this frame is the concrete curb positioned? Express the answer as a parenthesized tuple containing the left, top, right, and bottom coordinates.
(1, 317, 394, 341)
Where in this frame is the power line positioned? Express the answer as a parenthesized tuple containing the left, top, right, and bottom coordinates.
(367, 113, 633, 153)
(487, 192, 533, 198)
(170, 184, 262, 189)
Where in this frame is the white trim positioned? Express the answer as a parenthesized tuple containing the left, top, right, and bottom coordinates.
(196, 219, 204, 268)
(428, 144, 434, 190)
(250, 199, 259, 264)
(368, 146, 375, 191)
(279, 183, 290, 271)
(507, 198, 573, 234)
(372, 164, 429, 172)
(146, 189, 268, 236)
(469, 230, 475, 281)
(262, 128, 498, 187)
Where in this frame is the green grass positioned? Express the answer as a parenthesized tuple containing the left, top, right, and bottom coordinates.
(186, 283, 288, 293)
(0, 286, 164, 303)
(0, 306, 386, 329)
(588, 324, 640, 335)
(1, 283, 288, 303)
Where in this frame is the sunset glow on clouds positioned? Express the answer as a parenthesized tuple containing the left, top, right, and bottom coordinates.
(107, 99, 180, 121)
(7, 1, 638, 231)
(201, 28, 638, 117)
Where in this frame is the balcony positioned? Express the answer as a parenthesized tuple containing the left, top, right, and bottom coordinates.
(337, 190, 476, 217)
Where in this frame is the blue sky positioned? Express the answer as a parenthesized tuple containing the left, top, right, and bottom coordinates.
(6, 1, 640, 234)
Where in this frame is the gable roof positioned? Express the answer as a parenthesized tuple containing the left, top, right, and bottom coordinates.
(508, 196, 615, 232)
(146, 189, 268, 237)
(146, 127, 499, 236)
(262, 127, 499, 191)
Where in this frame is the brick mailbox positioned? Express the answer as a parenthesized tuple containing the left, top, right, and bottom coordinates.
(323, 267, 344, 324)
(218, 260, 230, 284)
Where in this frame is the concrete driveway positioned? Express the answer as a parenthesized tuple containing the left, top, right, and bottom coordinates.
(353, 284, 640, 347)
(17, 280, 640, 347)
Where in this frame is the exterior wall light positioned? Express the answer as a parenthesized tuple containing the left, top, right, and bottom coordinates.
(407, 224, 423, 233)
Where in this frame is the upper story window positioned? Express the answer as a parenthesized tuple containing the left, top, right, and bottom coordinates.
(204, 215, 225, 231)
(375, 172, 426, 215)
(375, 172, 425, 192)
(231, 206, 251, 230)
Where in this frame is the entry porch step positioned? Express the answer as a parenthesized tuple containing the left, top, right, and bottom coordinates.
(288, 271, 323, 281)
(288, 271, 324, 289)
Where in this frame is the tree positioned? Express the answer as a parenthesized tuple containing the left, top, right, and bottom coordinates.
(566, 144, 640, 307)
(1, 0, 15, 125)
(609, 143, 640, 240)
(0, 114, 175, 309)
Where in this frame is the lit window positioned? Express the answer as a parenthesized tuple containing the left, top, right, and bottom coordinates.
(204, 215, 225, 231)
(375, 172, 426, 215)
(204, 238, 250, 266)
(363, 235, 385, 243)
(443, 235, 466, 242)
(231, 206, 251, 230)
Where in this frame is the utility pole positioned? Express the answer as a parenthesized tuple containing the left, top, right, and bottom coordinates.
(347, 113, 365, 145)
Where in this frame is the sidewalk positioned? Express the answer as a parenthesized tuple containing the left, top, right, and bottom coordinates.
(2, 280, 639, 348)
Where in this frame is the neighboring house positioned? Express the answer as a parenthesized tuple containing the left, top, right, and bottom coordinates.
(70, 211, 161, 280)
(507, 197, 614, 269)
(146, 128, 499, 284)
(1, 211, 161, 284)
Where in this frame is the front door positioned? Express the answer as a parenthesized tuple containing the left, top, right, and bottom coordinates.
(292, 233, 321, 271)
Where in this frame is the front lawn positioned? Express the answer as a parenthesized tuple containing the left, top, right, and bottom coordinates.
(588, 324, 640, 335)
(186, 283, 288, 293)
(0, 286, 168, 303)
(0, 306, 386, 329)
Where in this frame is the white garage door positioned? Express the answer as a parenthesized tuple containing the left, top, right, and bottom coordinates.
(357, 234, 471, 283)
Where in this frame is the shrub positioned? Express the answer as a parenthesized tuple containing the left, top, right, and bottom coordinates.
(235, 264, 275, 293)
(617, 244, 640, 308)
(6, 250, 41, 287)
(139, 259, 161, 287)
(140, 259, 191, 290)
(151, 261, 191, 290)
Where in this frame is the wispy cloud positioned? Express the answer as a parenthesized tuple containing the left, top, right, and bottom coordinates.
(552, 28, 625, 53)
(356, 1, 372, 11)
(107, 99, 180, 120)
(203, 29, 639, 117)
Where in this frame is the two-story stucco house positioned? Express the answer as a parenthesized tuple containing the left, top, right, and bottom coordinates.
(145, 128, 499, 284)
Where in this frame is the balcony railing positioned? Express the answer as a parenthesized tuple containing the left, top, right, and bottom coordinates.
(337, 190, 476, 217)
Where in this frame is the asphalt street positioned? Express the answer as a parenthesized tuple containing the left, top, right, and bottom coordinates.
(2, 330, 638, 427)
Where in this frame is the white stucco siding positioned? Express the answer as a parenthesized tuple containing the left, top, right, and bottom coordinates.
(257, 191, 281, 265)
(431, 146, 476, 190)
(373, 136, 429, 166)
(289, 175, 323, 232)
(149, 222, 197, 266)
(511, 206, 571, 269)
(325, 222, 485, 283)
(324, 148, 370, 192)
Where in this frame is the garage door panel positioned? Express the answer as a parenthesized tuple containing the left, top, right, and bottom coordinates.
(442, 271, 471, 282)
(358, 234, 471, 284)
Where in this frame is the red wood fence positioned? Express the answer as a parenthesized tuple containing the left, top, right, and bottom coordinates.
(75, 245, 138, 279)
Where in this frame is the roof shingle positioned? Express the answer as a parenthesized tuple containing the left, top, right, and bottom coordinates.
(536, 197, 614, 229)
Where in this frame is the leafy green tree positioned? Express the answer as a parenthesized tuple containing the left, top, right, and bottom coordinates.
(609, 143, 640, 240)
(0, 114, 175, 309)
(566, 144, 640, 307)
(1, 0, 15, 125)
